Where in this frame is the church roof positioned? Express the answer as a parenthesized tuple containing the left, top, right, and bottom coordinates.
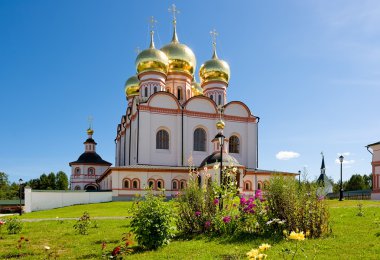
(320, 156, 325, 169)
(84, 138, 97, 144)
(69, 152, 111, 166)
(199, 151, 242, 168)
(366, 141, 380, 147)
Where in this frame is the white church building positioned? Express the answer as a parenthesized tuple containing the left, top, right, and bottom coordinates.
(70, 10, 297, 199)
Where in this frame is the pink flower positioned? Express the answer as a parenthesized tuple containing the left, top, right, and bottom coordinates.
(112, 246, 121, 256)
(222, 216, 231, 223)
(204, 221, 211, 229)
(0, 221, 5, 225)
(195, 211, 201, 217)
(213, 198, 219, 205)
(255, 190, 262, 200)
(240, 197, 246, 205)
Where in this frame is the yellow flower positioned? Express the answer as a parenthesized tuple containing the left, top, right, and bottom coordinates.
(288, 231, 305, 241)
(283, 229, 288, 236)
(232, 167, 237, 172)
(213, 164, 219, 170)
(256, 254, 267, 259)
(258, 243, 271, 251)
(306, 230, 310, 237)
(246, 249, 259, 259)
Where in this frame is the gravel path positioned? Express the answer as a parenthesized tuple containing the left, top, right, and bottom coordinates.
(21, 216, 131, 222)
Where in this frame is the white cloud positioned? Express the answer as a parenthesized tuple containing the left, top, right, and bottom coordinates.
(276, 151, 300, 160)
(335, 159, 355, 165)
(337, 152, 350, 156)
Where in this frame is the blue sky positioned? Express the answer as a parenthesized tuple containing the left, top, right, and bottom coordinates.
(1, 0, 379, 183)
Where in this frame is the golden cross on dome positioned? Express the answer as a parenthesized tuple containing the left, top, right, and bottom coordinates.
(88, 115, 93, 129)
(210, 29, 218, 47)
(135, 47, 141, 54)
(149, 16, 157, 32)
(168, 4, 180, 22)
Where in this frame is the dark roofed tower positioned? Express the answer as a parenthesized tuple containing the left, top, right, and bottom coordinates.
(69, 127, 111, 191)
(317, 152, 333, 194)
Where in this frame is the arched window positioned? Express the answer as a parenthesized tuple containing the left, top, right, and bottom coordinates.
(210, 94, 213, 101)
(124, 179, 130, 189)
(177, 87, 182, 100)
(144, 87, 148, 97)
(132, 179, 139, 189)
(74, 167, 80, 176)
(218, 95, 222, 105)
(74, 185, 81, 190)
(88, 167, 95, 176)
(148, 179, 155, 189)
(193, 128, 206, 151)
(258, 182, 262, 190)
(157, 180, 164, 189)
(153, 86, 157, 93)
(156, 129, 169, 149)
(180, 180, 186, 190)
(229, 135, 240, 154)
(244, 181, 251, 191)
(172, 180, 178, 190)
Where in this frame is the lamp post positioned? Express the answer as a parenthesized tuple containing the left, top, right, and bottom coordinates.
(18, 178, 23, 216)
(339, 155, 344, 201)
(215, 132, 225, 186)
(298, 170, 301, 184)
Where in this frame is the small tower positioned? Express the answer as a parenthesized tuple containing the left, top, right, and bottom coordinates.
(317, 153, 333, 194)
(69, 126, 112, 191)
(199, 29, 230, 106)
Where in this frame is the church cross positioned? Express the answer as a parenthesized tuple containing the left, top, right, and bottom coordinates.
(210, 29, 218, 47)
(168, 4, 180, 21)
(88, 115, 93, 129)
(149, 16, 157, 31)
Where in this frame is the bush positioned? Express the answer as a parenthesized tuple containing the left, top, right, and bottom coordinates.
(129, 190, 174, 250)
(6, 217, 23, 234)
(265, 176, 330, 238)
(73, 211, 91, 235)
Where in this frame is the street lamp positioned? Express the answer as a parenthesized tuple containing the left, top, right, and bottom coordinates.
(18, 178, 23, 216)
(215, 132, 225, 186)
(339, 155, 344, 201)
(298, 170, 301, 184)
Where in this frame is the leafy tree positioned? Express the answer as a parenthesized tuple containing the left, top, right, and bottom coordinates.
(39, 174, 49, 189)
(47, 172, 56, 190)
(346, 174, 366, 191)
(363, 174, 372, 189)
(56, 171, 69, 190)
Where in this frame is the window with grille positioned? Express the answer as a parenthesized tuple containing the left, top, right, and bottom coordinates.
(193, 128, 206, 151)
(156, 130, 169, 149)
(229, 135, 240, 153)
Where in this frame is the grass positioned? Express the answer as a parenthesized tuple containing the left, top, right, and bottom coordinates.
(0, 200, 379, 259)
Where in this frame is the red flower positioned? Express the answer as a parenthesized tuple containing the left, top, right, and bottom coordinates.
(112, 246, 121, 256)
(101, 241, 106, 250)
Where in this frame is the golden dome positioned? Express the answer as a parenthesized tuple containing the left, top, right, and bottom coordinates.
(216, 119, 225, 130)
(199, 49, 230, 84)
(160, 23, 196, 76)
(124, 75, 139, 98)
(87, 128, 94, 135)
(135, 32, 169, 75)
(191, 81, 203, 96)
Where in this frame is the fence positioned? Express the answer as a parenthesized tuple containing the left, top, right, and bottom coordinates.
(327, 190, 371, 200)
(24, 187, 112, 212)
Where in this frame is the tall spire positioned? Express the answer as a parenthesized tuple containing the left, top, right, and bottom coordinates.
(149, 16, 157, 49)
(168, 4, 180, 43)
(210, 29, 219, 59)
(320, 152, 325, 175)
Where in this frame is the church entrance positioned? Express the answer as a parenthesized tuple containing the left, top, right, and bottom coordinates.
(85, 184, 98, 191)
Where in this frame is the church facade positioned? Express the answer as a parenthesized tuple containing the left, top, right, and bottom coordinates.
(367, 141, 380, 200)
(70, 11, 297, 198)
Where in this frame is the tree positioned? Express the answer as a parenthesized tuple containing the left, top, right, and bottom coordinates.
(346, 174, 366, 191)
(363, 174, 372, 189)
(47, 172, 56, 190)
(56, 171, 69, 190)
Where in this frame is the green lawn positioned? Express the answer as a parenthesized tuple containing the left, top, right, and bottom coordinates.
(1, 200, 379, 259)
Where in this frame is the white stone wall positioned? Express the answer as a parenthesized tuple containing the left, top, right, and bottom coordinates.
(24, 187, 112, 212)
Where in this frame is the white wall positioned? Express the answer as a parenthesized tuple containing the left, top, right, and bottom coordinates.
(24, 187, 112, 212)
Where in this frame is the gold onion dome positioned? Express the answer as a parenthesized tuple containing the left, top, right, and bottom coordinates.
(199, 48, 230, 84)
(216, 119, 225, 130)
(160, 22, 196, 76)
(191, 80, 203, 96)
(135, 31, 169, 75)
(124, 75, 139, 98)
(87, 128, 94, 135)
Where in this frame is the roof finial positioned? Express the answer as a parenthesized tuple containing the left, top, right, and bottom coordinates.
(149, 16, 157, 49)
(210, 29, 219, 59)
(168, 4, 180, 43)
(87, 116, 94, 135)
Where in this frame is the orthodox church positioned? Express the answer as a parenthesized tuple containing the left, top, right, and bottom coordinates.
(70, 7, 297, 198)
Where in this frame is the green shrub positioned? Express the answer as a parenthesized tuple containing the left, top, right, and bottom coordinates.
(6, 217, 23, 234)
(265, 176, 330, 238)
(73, 211, 91, 235)
(129, 190, 174, 250)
